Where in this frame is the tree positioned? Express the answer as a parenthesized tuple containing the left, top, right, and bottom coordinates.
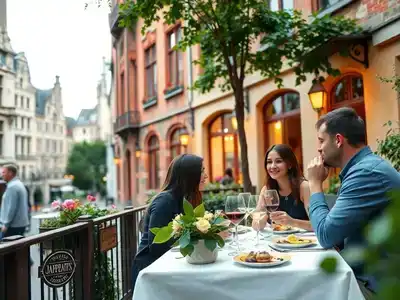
(119, 0, 360, 192)
(66, 141, 107, 193)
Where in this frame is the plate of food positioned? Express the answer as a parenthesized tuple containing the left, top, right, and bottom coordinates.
(233, 251, 290, 268)
(272, 224, 299, 234)
(271, 234, 317, 248)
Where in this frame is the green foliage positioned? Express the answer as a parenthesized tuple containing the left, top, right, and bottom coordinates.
(320, 189, 400, 299)
(119, 1, 360, 91)
(66, 141, 107, 192)
(325, 175, 340, 194)
(40, 198, 118, 229)
(150, 199, 229, 257)
(376, 121, 400, 171)
(202, 189, 239, 212)
(377, 67, 400, 94)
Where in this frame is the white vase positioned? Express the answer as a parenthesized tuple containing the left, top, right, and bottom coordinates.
(186, 240, 218, 264)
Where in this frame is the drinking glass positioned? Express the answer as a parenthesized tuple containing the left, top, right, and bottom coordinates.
(225, 195, 246, 255)
(263, 189, 280, 228)
(238, 192, 251, 226)
(251, 207, 267, 247)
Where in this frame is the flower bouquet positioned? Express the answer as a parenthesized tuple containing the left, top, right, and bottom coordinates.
(151, 199, 230, 264)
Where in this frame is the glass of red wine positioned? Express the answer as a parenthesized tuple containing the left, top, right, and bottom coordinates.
(263, 189, 280, 224)
(225, 195, 246, 255)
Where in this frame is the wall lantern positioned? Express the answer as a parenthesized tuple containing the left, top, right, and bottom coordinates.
(135, 140, 141, 158)
(230, 112, 238, 131)
(111, 143, 122, 165)
(113, 158, 121, 165)
(179, 128, 189, 146)
(308, 81, 327, 112)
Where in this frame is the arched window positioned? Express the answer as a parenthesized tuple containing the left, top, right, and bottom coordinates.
(209, 112, 241, 183)
(330, 74, 365, 121)
(263, 92, 302, 167)
(170, 128, 186, 161)
(148, 135, 160, 189)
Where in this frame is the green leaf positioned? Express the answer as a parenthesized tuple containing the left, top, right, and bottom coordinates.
(320, 256, 337, 274)
(183, 199, 194, 217)
(204, 239, 217, 252)
(150, 227, 161, 235)
(194, 203, 206, 218)
(180, 244, 194, 257)
(179, 230, 191, 248)
(367, 214, 392, 246)
(153, 226, 174, 244)
(214, 234, 225, 248)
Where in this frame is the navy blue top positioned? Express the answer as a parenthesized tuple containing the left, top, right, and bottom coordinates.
(278, 192, 309, 221)
(309, 146, 400, 292)
(132, 190, 183, 288)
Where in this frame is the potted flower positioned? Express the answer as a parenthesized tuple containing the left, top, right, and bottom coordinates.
(39, 195, 118, 250)
(151, 200, 230, 264)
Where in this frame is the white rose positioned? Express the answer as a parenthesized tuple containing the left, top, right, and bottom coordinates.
(174, 214, 182, 221)
(196, 218, 211, 233)
(204, 212, 214, 221)
(172, 220, 182, 233)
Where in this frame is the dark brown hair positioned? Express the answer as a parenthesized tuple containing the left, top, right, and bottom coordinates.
(158, 154, 203, 207)
(264, 144, 304, 204)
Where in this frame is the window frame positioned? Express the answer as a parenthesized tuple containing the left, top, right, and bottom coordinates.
(166, 26, 183, 89)
(148, 135, 160, 189)
(329, 74, 364, 111)
(169, 128, 186, 162)
(145, 45, 157, 99)
(208, 113, 240, 182)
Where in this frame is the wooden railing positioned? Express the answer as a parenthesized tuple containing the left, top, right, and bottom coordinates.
(0, 205, 147, 300)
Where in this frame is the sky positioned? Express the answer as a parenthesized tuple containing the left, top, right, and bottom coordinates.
(7, 0, 112, 118)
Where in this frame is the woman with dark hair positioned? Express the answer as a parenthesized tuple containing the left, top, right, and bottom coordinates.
(253, 144, 312, 231)
(132, 154, 208, 289)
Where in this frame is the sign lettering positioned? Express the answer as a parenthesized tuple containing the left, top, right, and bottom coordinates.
(40, 250, 76, 288)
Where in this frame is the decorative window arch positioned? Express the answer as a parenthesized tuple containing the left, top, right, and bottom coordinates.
(330, 74, 364, 110)
(263, 91, 303, 168)
(208, 112, 241, 183)
(147, 135, 160, 189)
(170, 127, 186, 161)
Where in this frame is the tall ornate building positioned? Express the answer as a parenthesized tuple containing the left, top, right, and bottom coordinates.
(0, 0, 70, 203)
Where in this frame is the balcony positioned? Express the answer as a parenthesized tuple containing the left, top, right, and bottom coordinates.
(114, 110, 141, 140)
(109, 4, 123, 38)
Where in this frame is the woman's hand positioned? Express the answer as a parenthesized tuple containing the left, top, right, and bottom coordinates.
(270, 211, 294, 226)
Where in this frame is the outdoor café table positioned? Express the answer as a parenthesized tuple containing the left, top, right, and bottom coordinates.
(133, 231, 365, 300)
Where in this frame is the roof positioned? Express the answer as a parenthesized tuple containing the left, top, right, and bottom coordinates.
(75, 107, 97, 126)
(35, 88, 53, 116)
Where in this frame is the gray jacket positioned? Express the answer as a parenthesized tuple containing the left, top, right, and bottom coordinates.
(0, 177, 29, 228)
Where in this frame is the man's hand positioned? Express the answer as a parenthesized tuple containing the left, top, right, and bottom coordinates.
(1, 226, 7, 233)
(307, 156, 329, 183)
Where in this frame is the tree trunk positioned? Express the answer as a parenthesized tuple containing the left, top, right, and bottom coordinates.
(234, 82, 253, 193)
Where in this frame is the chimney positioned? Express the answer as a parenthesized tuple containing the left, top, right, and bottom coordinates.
(0, 0, 7, 32)
(55, 75, 60, 84)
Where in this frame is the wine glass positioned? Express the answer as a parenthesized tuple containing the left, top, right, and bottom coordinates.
(251, 206, 268, 247)
(263, 189, 280, 227)
(238, 192, 251, 226)
(225, 195, 246, 255)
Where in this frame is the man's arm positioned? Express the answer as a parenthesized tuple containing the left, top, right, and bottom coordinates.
(308, 168, 389, 248)
(1, 187, 18, 229)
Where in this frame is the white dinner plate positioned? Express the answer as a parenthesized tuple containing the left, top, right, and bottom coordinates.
(272, 228, 300, 235)
(233, 253, 291, 268)
(271, 236, 317, 249)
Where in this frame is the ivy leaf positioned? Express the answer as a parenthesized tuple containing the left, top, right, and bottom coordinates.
(153, 226, 173, 244)
(183, 199, 194, 217)
(194, 203, 206, 218)
(320, 256, 337, 274)
(150, 227, 161, 235)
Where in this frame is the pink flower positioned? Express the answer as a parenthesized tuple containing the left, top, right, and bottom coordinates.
(111, 204, 116, 209)
(62, 199, 76, 210)
(87, 195, 96, 202)
(51, 200, 61, 209)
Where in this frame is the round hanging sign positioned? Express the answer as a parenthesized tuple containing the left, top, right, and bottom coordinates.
(41, 250, 76, 288)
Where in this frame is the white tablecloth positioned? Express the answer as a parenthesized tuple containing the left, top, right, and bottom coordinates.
(133, 231, 364, 300)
